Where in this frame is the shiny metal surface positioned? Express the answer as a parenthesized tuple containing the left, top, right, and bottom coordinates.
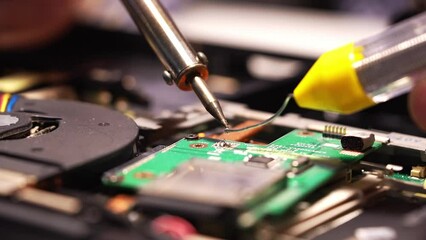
(121, 0, 228, 127)
(121, 0, 208, 90)
(354, 13, 426, 103)
(189, 76, 229, 128)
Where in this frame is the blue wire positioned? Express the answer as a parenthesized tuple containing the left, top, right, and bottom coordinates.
(6, 95, 19, 112)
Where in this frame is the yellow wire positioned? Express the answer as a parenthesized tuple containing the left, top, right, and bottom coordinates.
(0, 93, 11, 112)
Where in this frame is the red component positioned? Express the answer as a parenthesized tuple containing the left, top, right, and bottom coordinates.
(151, 215, 197, 240)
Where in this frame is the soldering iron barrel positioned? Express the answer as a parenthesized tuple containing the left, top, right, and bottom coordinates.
(354, 12, 426, 103)
(121, 0, 208, 90)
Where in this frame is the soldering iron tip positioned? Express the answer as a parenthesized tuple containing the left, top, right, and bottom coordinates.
(205, 100, 229, 129)
(189, 76, 230, 129)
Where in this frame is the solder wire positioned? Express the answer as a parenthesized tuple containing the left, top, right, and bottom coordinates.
(225, 93, 293, 133)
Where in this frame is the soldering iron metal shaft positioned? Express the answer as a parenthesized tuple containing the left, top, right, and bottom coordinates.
(121, 0, 229, 128)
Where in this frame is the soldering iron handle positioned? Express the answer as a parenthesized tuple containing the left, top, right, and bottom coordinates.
(294, 12, 426, 114)
(121, 0, 208, 90)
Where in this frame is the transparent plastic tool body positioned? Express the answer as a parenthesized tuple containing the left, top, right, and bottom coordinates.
(354, 13, 426, 103)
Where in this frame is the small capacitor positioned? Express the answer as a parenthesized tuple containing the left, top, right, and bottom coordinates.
(290, 156, 312, 174)
(246, 156, 276, 169)
(410, 166, 426, 178)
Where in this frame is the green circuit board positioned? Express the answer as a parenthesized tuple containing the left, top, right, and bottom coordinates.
(387, 172, 425, 186)
(103, 129, 382, 225)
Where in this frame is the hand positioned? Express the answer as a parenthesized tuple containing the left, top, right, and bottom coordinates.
(409, 79, 426, 131)
(0, 0, 75, 50)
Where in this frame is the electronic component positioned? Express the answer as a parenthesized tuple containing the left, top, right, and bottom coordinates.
(246, 156, 277, 169)
(341, 133, 375, 152)
(323, 125, 347, 139)
(410, 166, 426, 178)
(291, 156, 310, 168)
(141, 159, 286, 208)
(291, 156, 312, 174)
